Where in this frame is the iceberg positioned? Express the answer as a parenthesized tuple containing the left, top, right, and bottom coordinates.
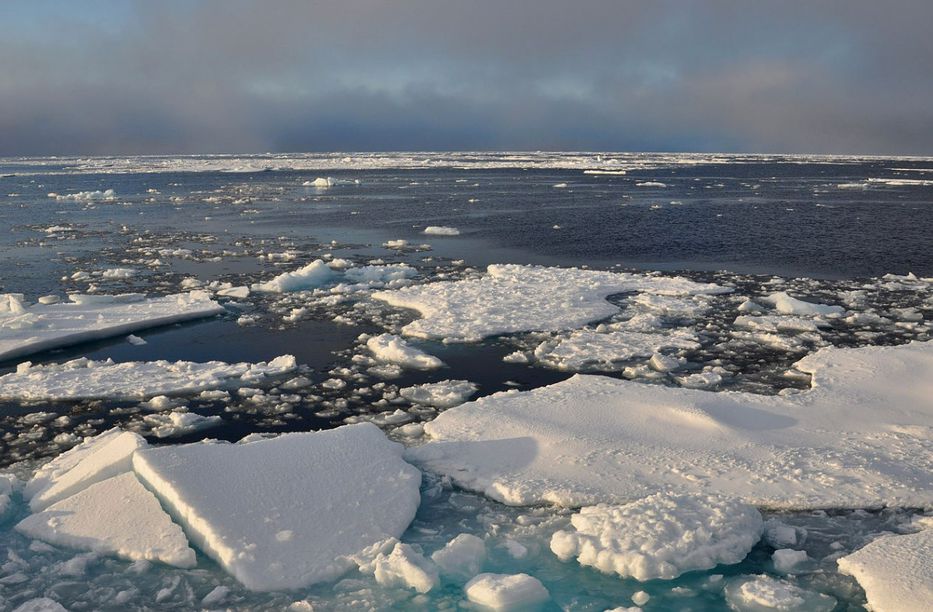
(0, 291, 223, 362)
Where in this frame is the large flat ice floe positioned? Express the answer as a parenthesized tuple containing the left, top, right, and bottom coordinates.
(0, 355, 297, 401)
(16, 472, 196, 568)
(372, 264, 729, 341)
(0, 291, 223, 362)
(550, 493, 763, 580)
(133, 423, 422, 591)
(408, 340, 933, 509)
(837, 524, 933, 612)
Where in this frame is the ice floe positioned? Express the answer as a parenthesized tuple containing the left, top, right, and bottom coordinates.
(550, 493, 763, 580)
(366, 333, 444, 370)
(251, 260, 335, 293)
(532, 328, 700, 371)
(0, 291, 223, 362)
(16, 472, 196, 568)
(133, 423, 421, 591)
(837, 525, 932, 612)
(0, 355, 297, 401)
(373, 264, 730, 342)
(463, 573, 550, 609)
(724, 575, 836, 611)
(399, 380, 478, 408)
(423, 226, 460, 236)
(408, 340, 933, 509)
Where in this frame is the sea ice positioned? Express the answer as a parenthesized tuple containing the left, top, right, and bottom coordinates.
(0, 355, 297, 401)
(759, 292, 844, 316)
(431, 533, 486, 581)
(837, 527, 932, 612)
(16, 472, 196, 568)
(408, 341, 933, 508)
(724, 575, 836, 611)
(11, 599, 68, 612)
(399, 380, 478, 408)
(366, 333, 444, 370)
(251, 260, 334, 293)
(463, 573, 550, 610)
(26, 429, 147, 511)
(550, 493, 762, 580)
(532, 329, 700, 371)
(132, 423, 422, 591)
(0, 291, 223, 362)
(373, 264, 729, 342)
(371, 542, 439, 593)
(142, 410, 223, 438)
(423, 226, 460, 236)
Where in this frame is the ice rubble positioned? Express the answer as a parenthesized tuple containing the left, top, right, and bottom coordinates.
(16, 472, 196, 568)
(0, 291, 223, 362)
(251, 260, 335, 293)
(759, 292, 844, 316)
(837, 525, 933, 612)
(366, 333, 444, 370)
(724, 575, 836, 611)
(251, 259, 416, 294)
(0, 355, 297, 401)
(133, 423, 422, 591)
(399, 380, 478, 408)
(143, 410, 223, 438)
(532, 328, 700, 371)
(463, 573, 550, 609)
(550, 493, 763, 580)
(373, 264, 730, 342)
(408, 340, 933, 509)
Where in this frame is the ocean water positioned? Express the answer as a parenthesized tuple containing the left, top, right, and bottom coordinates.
(0, 153, 931, 610)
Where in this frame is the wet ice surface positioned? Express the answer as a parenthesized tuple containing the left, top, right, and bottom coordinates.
(1, 153, 932, 610)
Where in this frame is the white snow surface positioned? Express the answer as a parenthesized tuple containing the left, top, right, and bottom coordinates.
(0, 291, 223, 362)
(399, 380, 478, 408)
(252, 260, 335, 293)
(0, 355, 297, 401)
(26, 429, 147, 512)
(366, 333, 444, 370)
(408, 340, 933, 509)
(132, 423, 422, 591)
(463, 573, 550, 610)
(16, 472, 196, 568)
(533, 328, 700, 371)
(550, 493, 763, 581)
(372, 264, 729, 342)
(837, 527, 933, 612)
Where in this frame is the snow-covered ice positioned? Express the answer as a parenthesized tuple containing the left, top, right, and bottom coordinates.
(399, 379, 478, 408)
(837, 526, 932, 612)
(251, 260, 335, 293)
(16, 472, 196, 568)
(143, 410, 223, 438)
(0, 291, 223, 362)
(550, 493, 763, 580)
(423, 226, 460, 236)
(408, 340, 933, 508)
(464, 573, 550, 610)
(368, 542, 439, 594)
(26, 429, 147, 512)
(431, 533, 486, 581)
(0, 355, 297, 401)
(759, 292, 844, 316)
(132, 423, 421, 591)
(366, 333, 444, 370)
(724, 575, 836, 611)
(373, 264, 729, 342)
(533, 328, 700, 371)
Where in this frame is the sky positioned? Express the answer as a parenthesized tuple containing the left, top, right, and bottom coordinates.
(1, 0, 932, 156)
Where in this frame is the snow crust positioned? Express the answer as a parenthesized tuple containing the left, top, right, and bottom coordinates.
(409, 340, 933, 509)
(550, 493, 763, 580)
(16, 472, 196, 568)
(837, 527, 933, 612)
(0, 291, 223, 362)
(132, 423, 422, 591)
(0, 355, 297, 401)
(366, 333, 444, 370)
(373, 264, 729, 342)
(464, 573, 550, 610)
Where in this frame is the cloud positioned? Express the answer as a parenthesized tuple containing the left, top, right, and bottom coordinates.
(0, 0, 931, 155)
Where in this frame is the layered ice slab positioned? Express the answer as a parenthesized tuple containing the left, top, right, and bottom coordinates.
(0, 291, 223, 362)
(550, 494, 763, 580)
(132, 423, 422, 591)
(837, 526, 933, 612)
(0, 355, 297, 401)
(16, 472, 196, 568)
(408, 340, 933, 509)
(372, 264, 729, 342)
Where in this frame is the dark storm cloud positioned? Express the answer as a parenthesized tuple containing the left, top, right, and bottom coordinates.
(1, 0, 932, 155)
